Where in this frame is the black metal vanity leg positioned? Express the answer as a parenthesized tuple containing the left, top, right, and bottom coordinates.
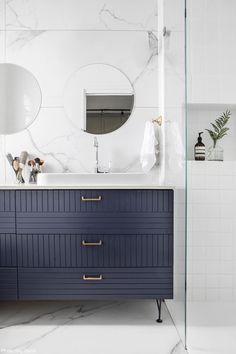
(156, 299, 163, 323)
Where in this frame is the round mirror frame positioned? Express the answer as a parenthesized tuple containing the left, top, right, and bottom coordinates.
(63, 63, 135, 135)
(0, 63, 42, 135)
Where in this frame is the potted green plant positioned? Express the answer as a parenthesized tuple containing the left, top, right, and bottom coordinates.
(205, 109, 231, 161)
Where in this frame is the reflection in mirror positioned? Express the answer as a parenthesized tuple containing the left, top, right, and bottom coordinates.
(63, 63, 134, 135)
(85, 94, 134, 134)
(0, 63, 42, 135)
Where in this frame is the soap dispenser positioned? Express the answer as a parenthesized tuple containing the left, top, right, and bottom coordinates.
(194, 132, 205, 160)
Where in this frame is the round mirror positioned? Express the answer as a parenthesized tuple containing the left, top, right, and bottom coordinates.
(0, 63, 42, 134)
(63, 64, 134, 135)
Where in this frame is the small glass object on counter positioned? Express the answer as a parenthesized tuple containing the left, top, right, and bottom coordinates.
(207, 142, 224, 161)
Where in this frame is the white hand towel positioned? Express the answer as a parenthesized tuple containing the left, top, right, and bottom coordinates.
(140, 121, 159, 173)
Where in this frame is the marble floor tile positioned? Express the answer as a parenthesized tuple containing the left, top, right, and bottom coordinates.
(0, 300, 186, 354)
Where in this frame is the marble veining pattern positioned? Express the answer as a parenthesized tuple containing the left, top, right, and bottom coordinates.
(0, 300, 187, 354)
(5, 30, 158, 107)
(6, 30, 47, 49)
(133, 30, 158, 85)
(5, 0, 158, 31)
(99, 3, 150, 30)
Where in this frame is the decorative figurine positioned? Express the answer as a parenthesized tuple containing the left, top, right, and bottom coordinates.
(28, 158, 44, 183)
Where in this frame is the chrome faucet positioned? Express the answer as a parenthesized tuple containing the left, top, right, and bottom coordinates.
(93, 136, 99, 173)
(93, 137, 111, 173)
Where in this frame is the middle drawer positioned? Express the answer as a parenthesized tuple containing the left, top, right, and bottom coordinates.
(17, 234, 173, 268)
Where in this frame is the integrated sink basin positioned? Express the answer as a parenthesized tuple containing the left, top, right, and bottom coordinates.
(37, 172, 153, 186)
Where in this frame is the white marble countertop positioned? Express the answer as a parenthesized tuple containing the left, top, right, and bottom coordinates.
(0, 184, 175, 190)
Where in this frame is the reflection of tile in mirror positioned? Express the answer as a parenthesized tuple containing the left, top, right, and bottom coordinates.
(86, 94, 134, 134)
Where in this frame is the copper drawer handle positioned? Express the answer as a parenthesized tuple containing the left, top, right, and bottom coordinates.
(83, 275, 103, 281)
(82, 240, 103, 246)
(81, 196, 102, 201)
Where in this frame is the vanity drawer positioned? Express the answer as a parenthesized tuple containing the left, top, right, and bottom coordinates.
(15, 190, 173, 234)
(16, 189, 173, 213)
(18, 267, 173, 300)
(17, 234, 173, 268)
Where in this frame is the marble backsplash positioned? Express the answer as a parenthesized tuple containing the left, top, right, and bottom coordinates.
(0, 0, 161, 184)
(0, 0, 185, 186)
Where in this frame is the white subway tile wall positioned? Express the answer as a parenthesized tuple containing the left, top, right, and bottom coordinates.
(188, 161, 236, 302)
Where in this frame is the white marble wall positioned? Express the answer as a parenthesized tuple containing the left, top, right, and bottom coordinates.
(0, 0, 187, 189)
(0, 0, 161, 183)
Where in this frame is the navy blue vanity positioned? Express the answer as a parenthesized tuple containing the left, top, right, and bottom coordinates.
(0, 189, 173, 310)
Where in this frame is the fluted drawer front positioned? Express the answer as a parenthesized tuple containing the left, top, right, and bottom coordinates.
(16, 213, 172, 234)
(16, 190, 173, 235)
(0, 234, 17, 267)
(0, 191, 16, 233)
(17, 234, 173, 268)
(16, 190, 173, 213)
(18, 267, 173, 300)
(0, 268, 17, 299)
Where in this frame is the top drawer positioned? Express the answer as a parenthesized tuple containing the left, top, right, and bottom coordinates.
(16, 190, 173, 214)
(16, 189, 173, 234)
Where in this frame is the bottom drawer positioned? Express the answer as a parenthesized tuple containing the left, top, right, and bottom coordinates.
(0, 268, 17, 300)
(18, 267, 173, 300)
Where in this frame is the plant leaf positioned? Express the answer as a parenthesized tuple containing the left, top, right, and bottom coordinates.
(211, 123, 219, 133)
(205, 110, 231, 144)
